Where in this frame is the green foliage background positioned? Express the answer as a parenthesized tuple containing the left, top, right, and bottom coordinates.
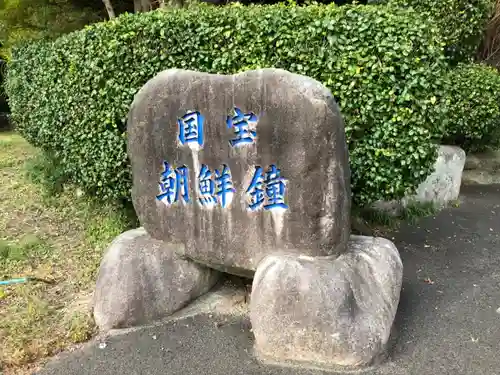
(0, 0, 104, 59)
(6, 3, 449, 205)
(388, 0, 494, 63)
(0, 58, 6, 111)
(443, 63, 500, 153)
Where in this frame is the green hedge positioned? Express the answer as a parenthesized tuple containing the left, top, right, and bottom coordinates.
(0, 58, 7, 113)
(6, 3, 448, 205)
(389, 0, 494, 63)
(443, 63, 500, 152)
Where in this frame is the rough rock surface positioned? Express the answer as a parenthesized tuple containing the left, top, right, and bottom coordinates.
(406, 145, 466, 205)
(127, 68, 351, 277)
(93, 228, 220, 331)
(249, 235, 403, 370)
(373, 145, 466, 215)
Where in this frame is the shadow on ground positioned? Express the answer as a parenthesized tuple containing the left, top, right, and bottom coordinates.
(36, 185, 500, 375)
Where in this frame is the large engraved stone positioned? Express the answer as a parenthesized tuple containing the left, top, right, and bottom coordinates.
(127, 68, 351, 277)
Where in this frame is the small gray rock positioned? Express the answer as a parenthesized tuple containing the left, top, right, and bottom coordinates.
(93, 228, 220, 331)
(127, 68, 351, 277)
(249, 235, 403, 369)
(373, 145, 466, 215)
(405, 145, 466, 206)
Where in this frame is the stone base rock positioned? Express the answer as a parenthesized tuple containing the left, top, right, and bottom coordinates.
(249, 235, 403, 370)
(93, 228, 220, 331)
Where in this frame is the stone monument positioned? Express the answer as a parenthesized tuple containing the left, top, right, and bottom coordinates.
(93, 68, 403, 370)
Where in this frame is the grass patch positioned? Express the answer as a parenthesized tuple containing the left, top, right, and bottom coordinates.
(0, 132, 137, 374)
(24, 152, 68, 196)
(400, 201, 441, 225)
(353, 200, 442, 234)
(0, 235, 54, 263)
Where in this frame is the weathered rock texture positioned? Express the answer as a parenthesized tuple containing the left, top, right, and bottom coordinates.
(462, 149, 500, 185)
(407, 145, 466, 205)
(373, 145, 466, 215)
(250, 235, 403, 369)
(127, 68, 351, 277)
(93, 228, 220, 331)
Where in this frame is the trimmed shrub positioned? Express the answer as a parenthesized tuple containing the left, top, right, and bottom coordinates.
(389, 0, 494, 63)
(0, 58, 7, 113)
(5, 3, 448, 206)
(443, 63, 500, 152)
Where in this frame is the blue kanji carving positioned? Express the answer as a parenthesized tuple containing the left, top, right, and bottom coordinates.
(246, 166, 265, 211)
(157, 161, 190, 204)
(226, 107, 257, 147)
(264, 164, 288, 211)
(215, 164, 235, 209)
(178, 111, 204, 148)
(245, 165, 288, 211)
(198, 164, 217, 207)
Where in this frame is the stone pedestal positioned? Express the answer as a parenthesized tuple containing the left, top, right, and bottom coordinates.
(250, 236, 403, 369)
(93, 228, 220, 331)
